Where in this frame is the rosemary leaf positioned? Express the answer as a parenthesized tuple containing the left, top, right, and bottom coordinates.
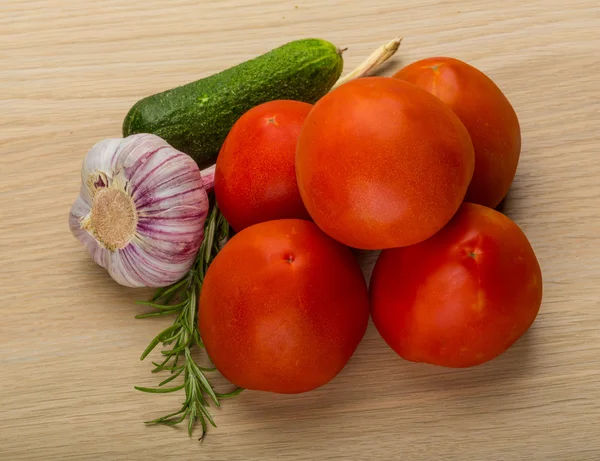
(145, 408, 186, 425)
(150, 286, 168, 303)
(158, 367, 184, 387)
(140, 324, 178, 361)
(156, 409, 189, 426)
(134, 383, 185, 394)
(152, 278, 189, 302)
(135, 310, 180, 319)
(198, 403, 217, 427)
(215, 387, 244, 399)
(135, 299, 187, 311)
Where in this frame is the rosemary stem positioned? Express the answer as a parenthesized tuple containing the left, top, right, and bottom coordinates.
(135, 201, 241, 440)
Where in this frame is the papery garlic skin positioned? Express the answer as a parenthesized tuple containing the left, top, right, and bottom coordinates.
(69, 133, 210, 287)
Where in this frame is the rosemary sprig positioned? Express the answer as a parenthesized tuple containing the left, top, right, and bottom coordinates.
(135, 202, 243, 440)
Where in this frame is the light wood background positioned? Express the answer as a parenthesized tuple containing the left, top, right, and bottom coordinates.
(2, 0, 599, 460)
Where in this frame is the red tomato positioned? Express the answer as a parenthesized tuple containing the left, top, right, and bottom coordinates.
(214, 100, 312, 232)
(296, 77, 474, 250)
(198, 219, 369, 393)
(393, 57, 521, 208)
(370, 203, 542, 368)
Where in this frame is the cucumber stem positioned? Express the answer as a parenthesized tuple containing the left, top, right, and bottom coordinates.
(332, 37, 403, 90)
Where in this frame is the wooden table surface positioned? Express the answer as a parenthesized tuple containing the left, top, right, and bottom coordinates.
(2, 0, 599, 460)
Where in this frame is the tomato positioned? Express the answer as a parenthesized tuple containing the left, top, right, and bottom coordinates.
(296, 77, 474, 250)
(393, 57, 521, 209)
(214, 100, 312, 232)
(198, 219, 369, 393)
(370, 203, 542, 368)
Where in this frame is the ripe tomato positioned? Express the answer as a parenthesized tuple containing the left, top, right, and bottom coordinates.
(214, 100, 312, 232)
(198, 219, 369, 393)
(296, 77, 474, 250)
(393, 57, 521, 208)
(370, 203, 542, 368)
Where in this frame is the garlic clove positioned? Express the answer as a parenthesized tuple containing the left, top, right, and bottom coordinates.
(69, 133, 211, 288)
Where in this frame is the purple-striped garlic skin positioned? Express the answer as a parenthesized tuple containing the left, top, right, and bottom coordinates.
(69, 133, 209, 287)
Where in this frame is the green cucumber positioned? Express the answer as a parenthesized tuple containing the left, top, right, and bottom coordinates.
(122, 39, 344, 168)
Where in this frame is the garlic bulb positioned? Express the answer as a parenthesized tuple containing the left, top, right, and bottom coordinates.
(69, 133, 212, 287)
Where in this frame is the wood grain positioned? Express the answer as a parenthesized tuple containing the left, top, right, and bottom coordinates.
(1, 0, 599, 459)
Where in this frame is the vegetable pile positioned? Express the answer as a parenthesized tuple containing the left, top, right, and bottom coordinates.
(69, 36, 542, 440)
